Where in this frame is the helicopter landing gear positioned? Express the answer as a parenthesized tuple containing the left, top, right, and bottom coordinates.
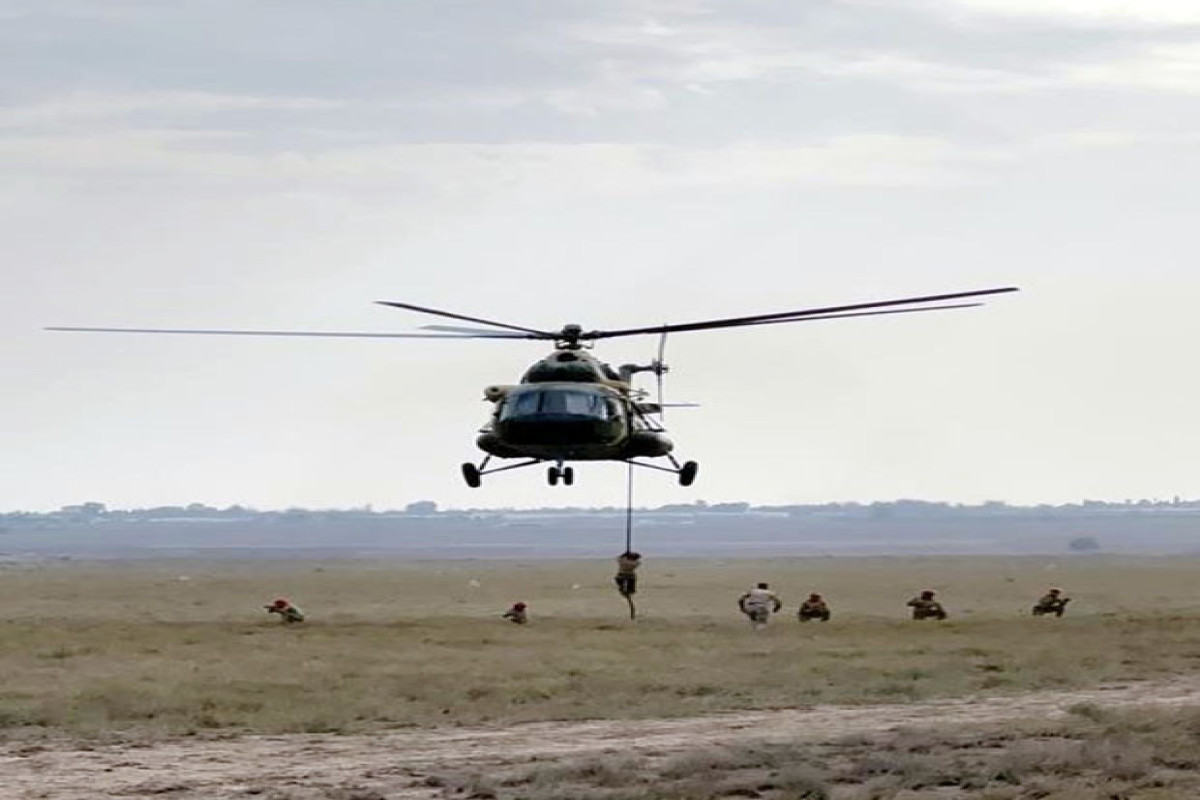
(462, 457, 566, 487)
(547, 465, 575, 486)
(461, 462, 482, 488)
(623, 455, 700, 486)
(461, 456, 541, 487)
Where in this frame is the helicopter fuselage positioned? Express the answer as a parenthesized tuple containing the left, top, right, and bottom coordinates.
(475, 349, 674, 466)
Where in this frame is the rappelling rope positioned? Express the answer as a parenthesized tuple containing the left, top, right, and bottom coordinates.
(622, 460, 637, 620)
(624, 460, 634, 553)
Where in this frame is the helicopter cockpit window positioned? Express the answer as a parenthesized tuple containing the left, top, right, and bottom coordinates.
(503, 391, 543, 419)
(500, 388, 612, 420)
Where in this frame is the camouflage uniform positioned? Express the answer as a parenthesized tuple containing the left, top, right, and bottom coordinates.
(503, 602, 528, 624)
(798, 593, 831, 622)
(614, 551, 641, 597)
(265, 598, 305, 623)
(1032, 589, 1070, 617)
(739, 583, 783, 630)
(906, 591, 947, 620)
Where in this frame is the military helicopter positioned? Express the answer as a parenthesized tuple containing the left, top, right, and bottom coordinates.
(48, 286, 1017, 487)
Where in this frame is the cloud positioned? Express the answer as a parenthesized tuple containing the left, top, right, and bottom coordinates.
(556, 12, 811, 87)
(543, 8, 1054, 104)
(3, 3, 1196, 193)
(0, 91, 341, 128)
(818, 42, 1200, 96)
(0, 129, 1010, 196)
(1033, 130, 1142, 148)
(798, 52, 1053, 94)
(932, 0, 1200, 26)
(0, 0, 145, 22)
(1066, 41, 1200, 92)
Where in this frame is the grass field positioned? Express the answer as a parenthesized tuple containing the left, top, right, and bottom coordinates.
(2, 556, 1200, 739)
(440, 705, 1200, 799)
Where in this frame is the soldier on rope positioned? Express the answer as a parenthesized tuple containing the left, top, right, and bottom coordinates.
(614, 551, 641, 597)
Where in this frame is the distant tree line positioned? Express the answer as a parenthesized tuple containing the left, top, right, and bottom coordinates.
(2, 496, 1198, 528)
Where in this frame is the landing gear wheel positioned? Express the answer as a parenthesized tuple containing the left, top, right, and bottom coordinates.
(461, 463, 482, 488)
(678, 461, 699, 487)
(547, 466, 560, 486)
(562, 466, 574, 486)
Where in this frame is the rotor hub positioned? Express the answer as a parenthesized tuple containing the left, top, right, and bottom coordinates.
(555, 324, 585, 349)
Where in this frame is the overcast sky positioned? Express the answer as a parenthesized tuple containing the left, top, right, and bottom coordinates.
(4, 0, 1199, 512)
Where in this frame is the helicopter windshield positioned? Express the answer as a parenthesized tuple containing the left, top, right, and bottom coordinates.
(500, 387, 614, 420)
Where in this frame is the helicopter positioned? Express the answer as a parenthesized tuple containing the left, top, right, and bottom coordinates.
(47, 286, 1017, 488)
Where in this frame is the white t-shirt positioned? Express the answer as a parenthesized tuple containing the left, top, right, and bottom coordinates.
(742, 587, 779, 609)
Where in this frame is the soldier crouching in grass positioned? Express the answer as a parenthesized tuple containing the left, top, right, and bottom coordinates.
(797, 592, 831, 622)
(265, 598, 305, 624)
(1032, 587, 1071, 617)
(502, 601, 528, 624)
(906, 589, 947, 620)
(738, 583, 783, 631)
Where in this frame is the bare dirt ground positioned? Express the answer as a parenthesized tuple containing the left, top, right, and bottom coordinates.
(6, 676, 1200, 800)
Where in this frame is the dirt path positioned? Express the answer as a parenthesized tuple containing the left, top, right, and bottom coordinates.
(6, 677, 1200, 799)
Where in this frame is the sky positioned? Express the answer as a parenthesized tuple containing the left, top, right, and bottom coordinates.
(4, 0, 1199, 512)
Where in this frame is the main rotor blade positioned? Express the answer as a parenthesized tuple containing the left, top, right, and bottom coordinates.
(45, 327, 528, 339)
(586, 287, 1018, 340)
(375, 300, 554, 337)
(708, 302, 987, 329)
(420, 324, 543, 337)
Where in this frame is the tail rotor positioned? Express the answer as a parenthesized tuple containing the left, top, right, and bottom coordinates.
(653, 329, 668, 420)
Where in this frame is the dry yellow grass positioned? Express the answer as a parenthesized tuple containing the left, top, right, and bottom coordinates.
(2, 556, 1199, 738)
(443, 705, 1200, 799)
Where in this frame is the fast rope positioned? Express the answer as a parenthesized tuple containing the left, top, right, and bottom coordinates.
(620, 460, 637, 620)
(624, 459, 634, 553)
